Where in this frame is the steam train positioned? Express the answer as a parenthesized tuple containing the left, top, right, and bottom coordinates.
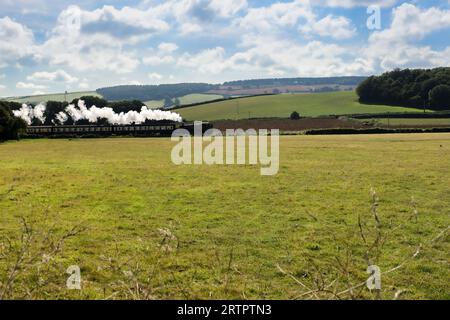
(26, 121, 212, 137)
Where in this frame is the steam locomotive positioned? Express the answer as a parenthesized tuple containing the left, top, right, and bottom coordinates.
(26, 121, 212, 137)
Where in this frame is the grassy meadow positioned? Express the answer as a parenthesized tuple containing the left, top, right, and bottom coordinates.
(0, 135, 449, 300)
(177, 91, 424, 121)
(145, 94, 224, 109)
(4, 91, 102, 105)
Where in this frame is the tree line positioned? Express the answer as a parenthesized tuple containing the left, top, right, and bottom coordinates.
(356, 67, 450, 110)
(224, 76, 367, 87)
(96, 83, 215, 102)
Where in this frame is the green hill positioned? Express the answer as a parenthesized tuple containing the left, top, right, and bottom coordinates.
(4, 91, 102, 105)
(177, 91, 424, 121)
(145, 93, 223, 108)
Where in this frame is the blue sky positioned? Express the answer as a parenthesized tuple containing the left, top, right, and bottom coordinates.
(0, 0, 449, 96)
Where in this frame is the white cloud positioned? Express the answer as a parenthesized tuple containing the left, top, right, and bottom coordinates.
(78, 80, 90, 90)
(148, 72, 163, 80)
(300, 15, 356, 39)
(370, 3, 450, 43)
(178, 47, 229, 74)
(127, 80, 142, 85)
(362, 4, 450, 71)
(177, 35, 371, 77)
(142, 55, 175, 66)
(236, 0, 356, 40)
(158, 42, 178, 53)
(35, 6, 140, 73)
(27, 69, 78, 84)
(209, 0, 248, 17)
(0, 17, 35, 68)
(79, 5, 170, 42)
(315, 0, 398, 7)
(16, 82, 47, 90)
(237, 0, 315, 31)
(0, 84, 6, 90)
(32, 90, 47, 95)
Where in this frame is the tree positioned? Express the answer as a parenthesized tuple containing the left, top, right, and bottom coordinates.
(429, 85, 450, 110)
(0, 104, 27, 141)
(290, 111, 301, 120)
(44, 101, 67, 125)
(174, 98, 181, 107)
(164, 97, 174, 109)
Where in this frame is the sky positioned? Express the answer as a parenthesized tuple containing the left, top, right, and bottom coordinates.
(0, 0, 449, 97)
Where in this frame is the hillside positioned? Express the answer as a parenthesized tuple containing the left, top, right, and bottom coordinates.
(95, 77, 368, 102)
(177, 91, 423, 121)
(144, 93, 224, 108)
(4, 91, 102, 104)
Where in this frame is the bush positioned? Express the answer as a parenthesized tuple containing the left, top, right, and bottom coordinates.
(429, 85, 450, 110)
(290, 111, 301, 120)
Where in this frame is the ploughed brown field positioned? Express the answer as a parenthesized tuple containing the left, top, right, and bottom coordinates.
(212, 118, 368, 132)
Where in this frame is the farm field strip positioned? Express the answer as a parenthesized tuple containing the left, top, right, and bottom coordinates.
(177, 91, 423, 121)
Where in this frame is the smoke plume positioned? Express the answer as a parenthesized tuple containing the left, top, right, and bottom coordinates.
(63, 100, 183, 124)
(13, 103, 46, 125)
(13, 100, 183, 125)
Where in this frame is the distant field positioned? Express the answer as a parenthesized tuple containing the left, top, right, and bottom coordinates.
(0, 135, 449, 299)
(178, 93, 223, 105)
(145, 94, 224, 109)
(4, 91, 102, 104)
(372, 118, 450, 127)
(144, 99, 165, 108)
(177, 91, 424, 121)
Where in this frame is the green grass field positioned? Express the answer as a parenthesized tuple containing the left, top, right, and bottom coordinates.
(145, 94, 224, 109)
(0, 135, 449, 299)
(177, 91, 424, 121)
(178, 93, 223, 105)
(4, 91, 102, 105)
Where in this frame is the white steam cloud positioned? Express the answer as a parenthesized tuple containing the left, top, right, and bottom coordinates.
(64, 100, 183, 124)
(13, 103, 46, 125)
(13, 100, 183, 125)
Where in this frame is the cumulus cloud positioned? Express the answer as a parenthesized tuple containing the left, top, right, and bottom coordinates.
(208, 0, 248, 17)
(178, 47, 229, 74)
(237, 0, 315, 31)
(362, 3, 450, 71)
(27, 69, 78, 84)
(315, 0, 398, 7)
(78, 80, 90, 90)
(79, 5, 170, 42)
(1, 0, 449, 93)
(158, 42, 178, 53)
(148, 72, 163, 80)
(16, 82, 47, 90)
(176, 35, 370, 77)
(142, 55, 175, 66)
(300, 15, 356, 39)
(0, 17, 35, 68)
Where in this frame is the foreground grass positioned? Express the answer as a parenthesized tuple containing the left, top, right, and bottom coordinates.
(0, 135, 449, 300)
(4, 91, 102, 105)
(178, 91, 423, 121)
